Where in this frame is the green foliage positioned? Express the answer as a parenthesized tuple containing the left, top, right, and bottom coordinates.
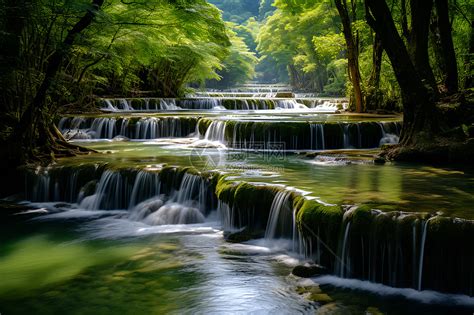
(0, 0, 234, 110)
(207, 0, 262, 23)
(258, 0, 347, 93)
(79, 0, 231, 96)
(206, 23, 258, 89)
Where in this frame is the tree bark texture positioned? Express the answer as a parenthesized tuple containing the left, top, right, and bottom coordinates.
(18, 0, 104, 160)
(365, 0, 437, 145)
(434, 0, 458, 94)
(334, 0, 364, 113)
(408, 0, 438, 97)
(366, 33, 383, 110)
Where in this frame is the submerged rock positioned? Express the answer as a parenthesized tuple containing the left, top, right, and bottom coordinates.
(144, 203, 205, 225)
(225, 227, 264, 243)
(292, 264, 328, 278)
(373, 156, 386, 164)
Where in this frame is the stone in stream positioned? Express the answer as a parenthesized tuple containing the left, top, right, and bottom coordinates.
(292, 264, 328, 278)
(225, 227, 265, 243)
(373, 156, 386, 164)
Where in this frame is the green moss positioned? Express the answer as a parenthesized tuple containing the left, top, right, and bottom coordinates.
(371, 212, 397, 242)
(215, 177, 239, 206)
(131, 99, 144, 109)
(292, 194, 305, 211)
(80, 180, 98, 197)
(296, 200, 343, 241)
(233, 182, 280, 210)
(427, 216, 474, 241)
(197, 118, 213, 135)
(148, 99, 158, 108)
(349, 205, 374, 235)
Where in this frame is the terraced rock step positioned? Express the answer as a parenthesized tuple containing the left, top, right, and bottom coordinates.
(199, 119, 401, 150)
(59, 115, 401, 150)
(59, 116, 198, 140)
(100, 97, 347, 111)
(25, 164, 474, 296)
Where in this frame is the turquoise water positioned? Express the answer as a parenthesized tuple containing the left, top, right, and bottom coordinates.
(64, 140, 474, 218)
(1, 205, 473, 314)
(3, 93, 474, 313)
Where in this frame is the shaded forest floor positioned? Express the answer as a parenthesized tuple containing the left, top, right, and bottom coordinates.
(382, 89, 474, 164)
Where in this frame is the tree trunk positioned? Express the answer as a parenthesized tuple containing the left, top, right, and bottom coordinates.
(408, 0, 438, 98)
(464, 22, 474, 89)
(18, 0, 104, 162)
(335, 0, 364, 113)
(366, 32, 383, 111)
(0, 0, 31, 111)
(434, 0, 458, 94)
(365, 0, 437, 145)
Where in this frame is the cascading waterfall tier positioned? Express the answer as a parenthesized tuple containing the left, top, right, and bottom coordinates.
(99, 97, 347, 112)
(58, 116, 401, 149)
(25, 165, 216, 225)
(24, 164, 473, 296)
(59, 116, 198, 140)
(199, 119, 401, 150)
(213, 177, 474, 296)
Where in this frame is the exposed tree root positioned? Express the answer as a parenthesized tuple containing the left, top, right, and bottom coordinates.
(380, 137, 474, 164)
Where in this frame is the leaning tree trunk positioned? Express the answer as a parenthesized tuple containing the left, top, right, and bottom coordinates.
(365, 0, 437, 146)
(17, 0, 104, 163)
(334, 0, 364, 113)
(434, 0, 458, 94)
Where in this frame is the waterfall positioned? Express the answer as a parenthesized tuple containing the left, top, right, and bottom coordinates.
(379, 122, 400, 145)
(144, 203, 205, 225)
(103, 99, 117, 111)
(90, 117, 117, 139)
(356, 124, 362, 148)
(292, 207, 304, 253)
(275, 100, 308, 109)
(204, 121, 227, 143)
(310, 124, 325, 150)
(418, 216, 435, 291)
(339, 222, 352, 277)
(180, 98, 220, 109)
(313, 101, 340, 113)
(265, 191, 292, 239)
(59, 116, 196, 140)
(129, 172, 207, 225)
(218, 201, 234, 231)
(136, 118, 158, 139)
(174, 173, 205, 210)
(101, 98, 182, 111)
(160, 99, 180, 110)
(80, 170, 128, 210)
(120, 99, 133, 110)
(343, 125, 351, 148)
(128, 171, 161, 209)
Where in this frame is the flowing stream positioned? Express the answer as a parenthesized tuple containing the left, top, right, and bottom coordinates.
(2, 84, 474, 314)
